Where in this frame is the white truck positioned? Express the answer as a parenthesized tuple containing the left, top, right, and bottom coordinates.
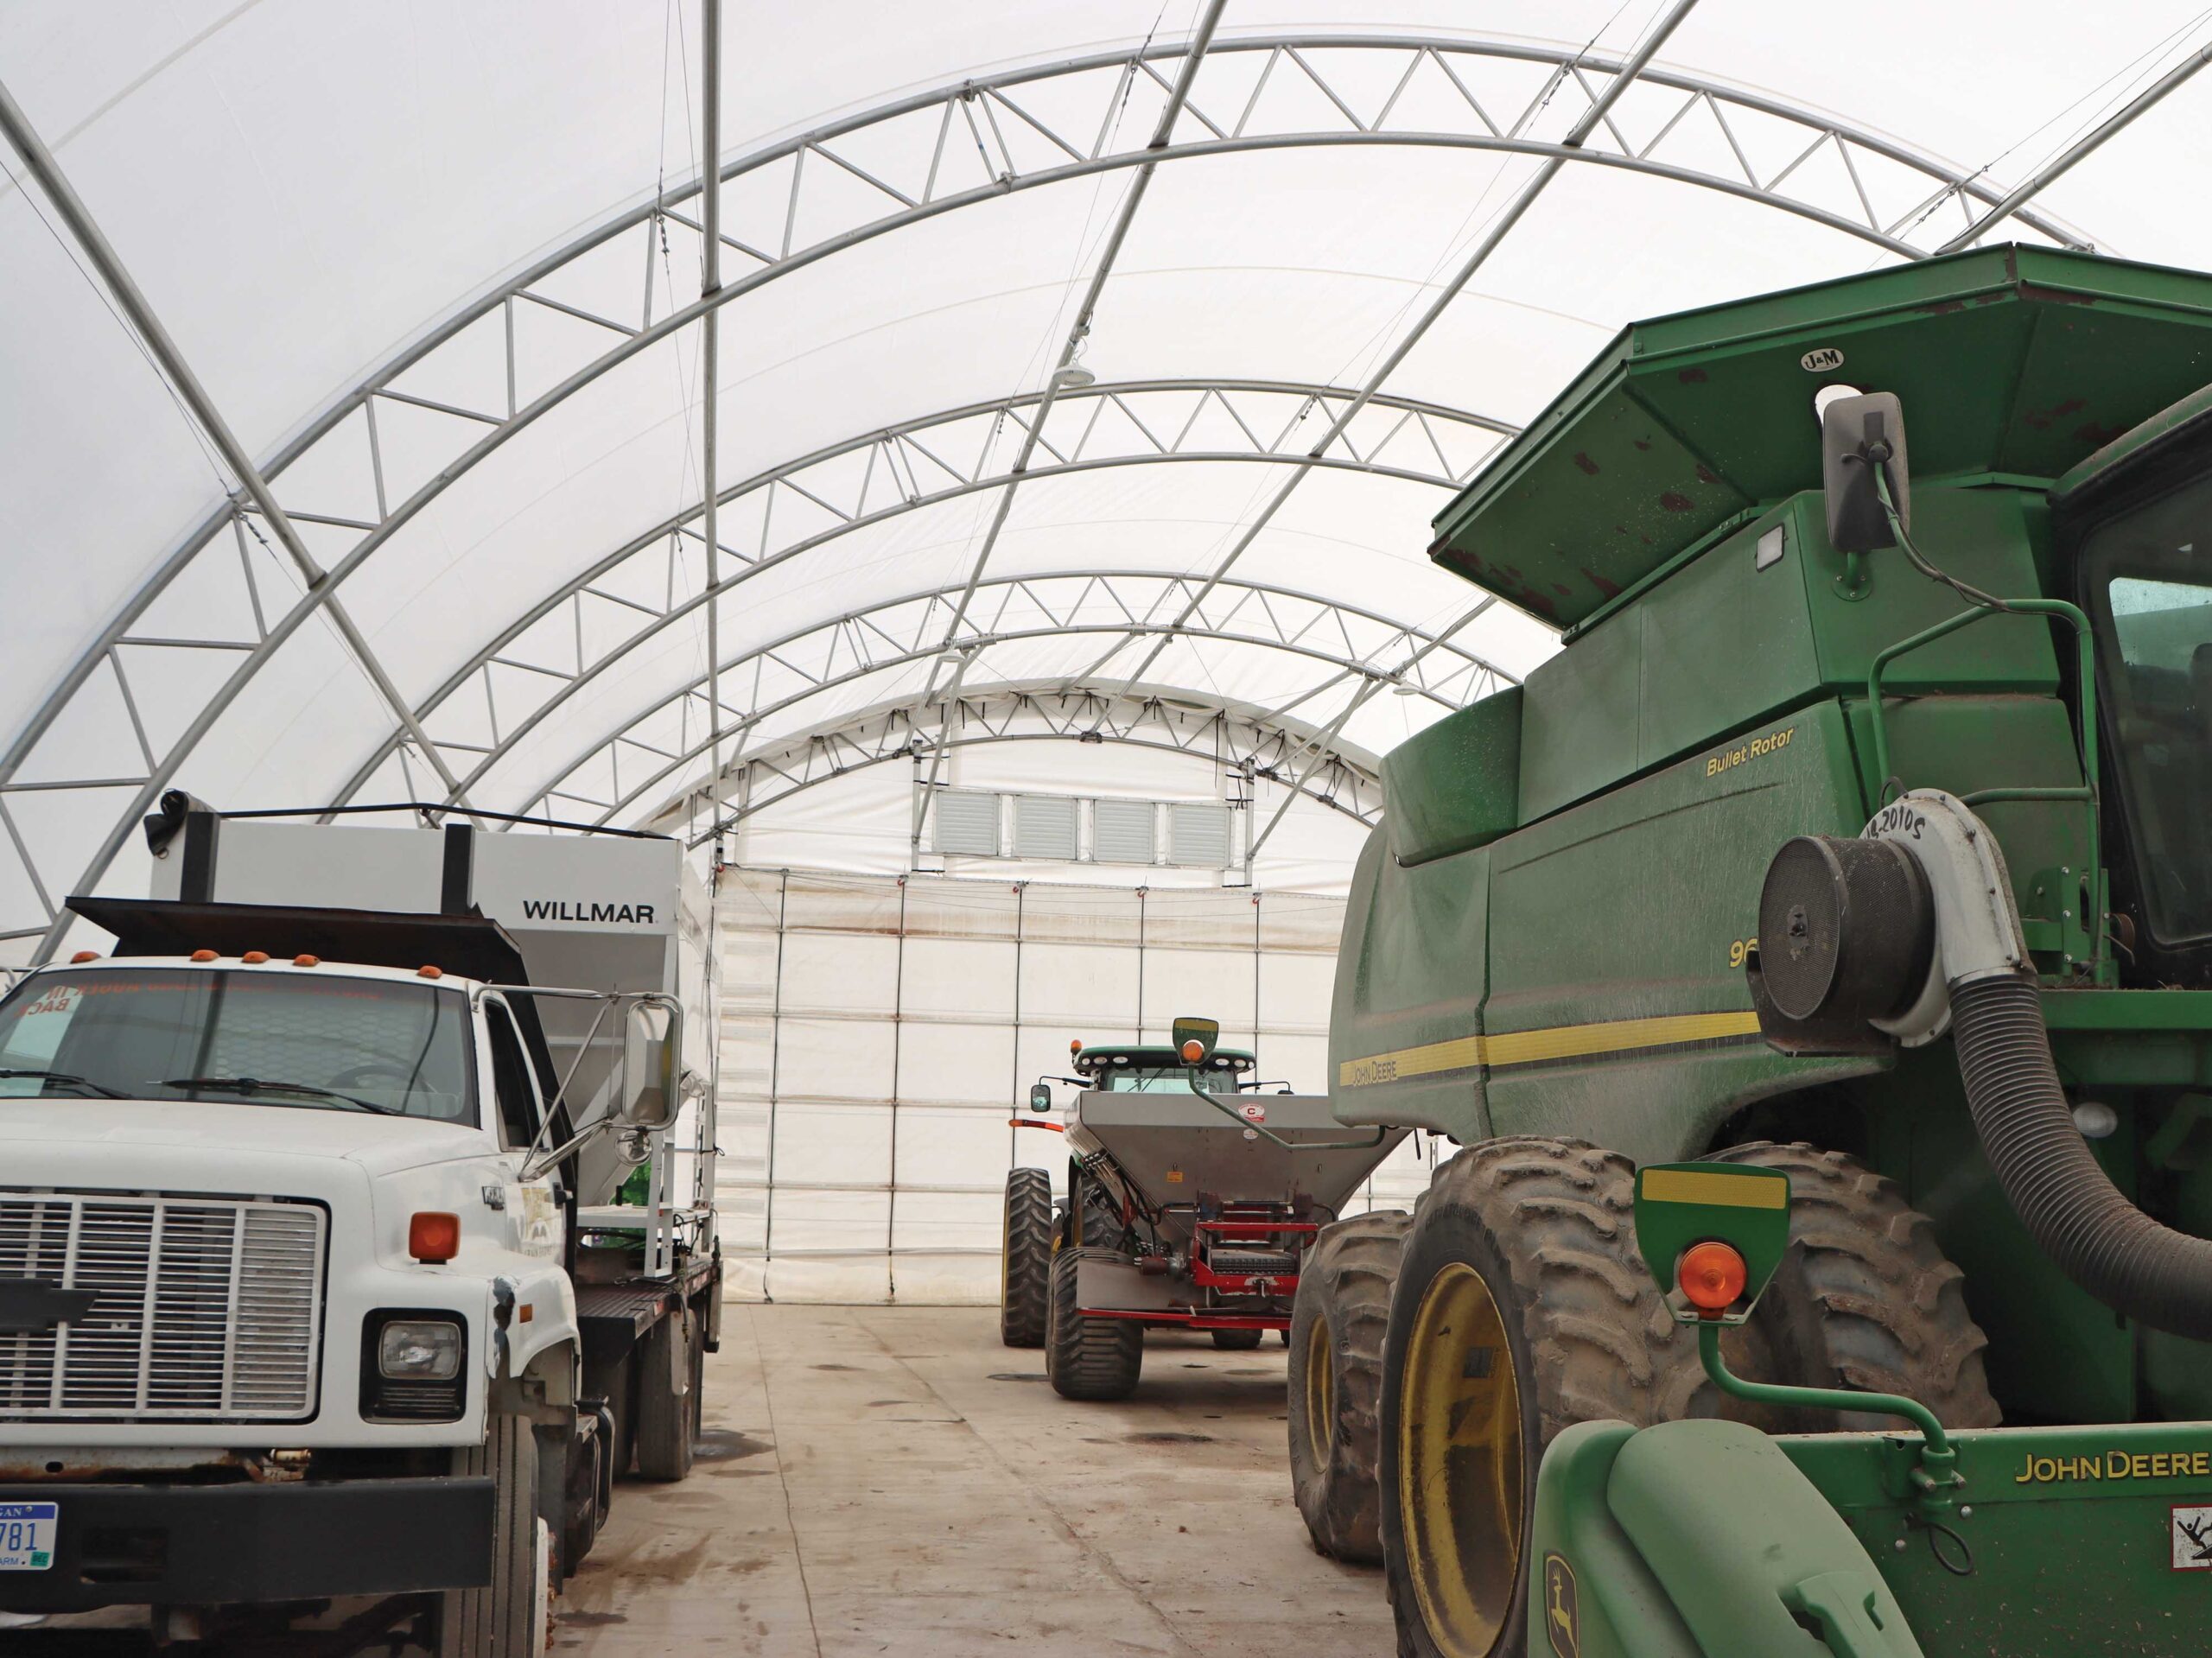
(0, 795, 721, 1655)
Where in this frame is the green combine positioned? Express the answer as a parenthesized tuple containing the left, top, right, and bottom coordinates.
(1284, 246, 2212, 1655)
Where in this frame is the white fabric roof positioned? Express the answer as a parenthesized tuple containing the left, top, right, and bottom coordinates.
(2, 0, 2209, 951)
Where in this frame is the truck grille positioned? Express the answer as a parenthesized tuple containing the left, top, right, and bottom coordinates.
(0, 1192, 326, 1421)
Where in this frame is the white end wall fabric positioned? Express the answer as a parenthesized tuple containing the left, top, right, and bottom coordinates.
(715, 866, 1433, 1304)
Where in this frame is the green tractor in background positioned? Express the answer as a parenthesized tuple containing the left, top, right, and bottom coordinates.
(1283, 246, 2212, 1655)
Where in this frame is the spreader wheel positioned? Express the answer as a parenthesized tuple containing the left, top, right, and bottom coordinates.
(1046, 1246, 1143, 1401)
(1287, 1209, 1408, 1564)
(1000, 1166, 1054, 1348)
(1379, 1139, 1700, 1658)
(1210, 1328, 1264, 1350)
(1705, 1141, 2000, 1430)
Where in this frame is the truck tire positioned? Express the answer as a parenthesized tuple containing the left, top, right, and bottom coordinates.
(1287, 1209, 1408, 1564)
(1046, 1246, 1143, 1401)
(439, 1412, 550, 1658)
(1210, 1328, 1264, 1350)
(1000, 1166, 1054, 1347)
(633, 1306, 696, 1481)
(1379, 1139, 1699, 1658)
(1706, 1142, 2001, 1430)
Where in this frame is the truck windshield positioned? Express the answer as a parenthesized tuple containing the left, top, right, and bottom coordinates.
(2081, 472, 2212, 947)
(0, 968, 476, 1122)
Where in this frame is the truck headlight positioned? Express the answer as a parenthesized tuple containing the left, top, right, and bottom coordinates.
(361, 1310, 467, 1421)
(379, 1319, 462, 1380)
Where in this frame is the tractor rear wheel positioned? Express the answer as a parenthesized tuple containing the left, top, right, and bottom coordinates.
(1210, 1328, 1264, 1351)
(1705, 1142, 2000, 1430)
(1046, 1246, 1143, 1401)
(1287, 1209, 1408, 1564)
(1379, 1139, 1699, 1658)
(1000, 1167, 1054, 1348)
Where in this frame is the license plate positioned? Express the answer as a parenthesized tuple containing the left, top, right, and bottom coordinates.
(0, 1502, 56, 1571)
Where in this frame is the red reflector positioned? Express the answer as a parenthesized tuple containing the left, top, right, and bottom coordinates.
(409, 1211, 461, 1264)
(1678, 1241, 1747, 1313)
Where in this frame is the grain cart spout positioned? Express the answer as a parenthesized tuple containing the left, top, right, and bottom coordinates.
(996, 1018, 1405, 1400)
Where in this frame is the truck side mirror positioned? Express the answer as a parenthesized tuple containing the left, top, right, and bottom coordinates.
(620, 1001, 680, 1133)
(1821, 390, 1910, 554)
(1028, 1082, 1053, 1113)
(1171, 1014, 1219, 1066)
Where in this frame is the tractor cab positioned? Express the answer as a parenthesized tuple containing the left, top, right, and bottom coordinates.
(1068, 1039, 1255, 1096)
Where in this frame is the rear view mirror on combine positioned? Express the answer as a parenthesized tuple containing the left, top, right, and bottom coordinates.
(1170, 1014, 1219, 1065)
(1820, 389, 1910, 553)
(1028, 1082, 1053, 1113)
(620, 1001, 680, 1132)
(1632, 1162, 1790, 1324)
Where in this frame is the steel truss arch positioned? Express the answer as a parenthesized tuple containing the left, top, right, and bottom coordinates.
(1, 29, 2102, 959)
(505, 569, 1508, 830)
(346, 375, 1515, 810)
(634, 685, 1388, 849)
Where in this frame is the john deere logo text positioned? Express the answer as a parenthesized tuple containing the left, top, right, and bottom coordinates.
(1706, 726, 1795, 779)
(2015, 1447, 2212, 1484)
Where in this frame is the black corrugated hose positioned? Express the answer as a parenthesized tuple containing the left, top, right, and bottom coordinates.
(1951, 974, 2212, 1340)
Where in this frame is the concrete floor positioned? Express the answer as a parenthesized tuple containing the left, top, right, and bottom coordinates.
(20, 1305, 1396, 1656)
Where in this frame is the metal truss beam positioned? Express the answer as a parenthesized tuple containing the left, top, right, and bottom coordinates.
(1102, 0, 1700, 708)
(633, 686, 1385, 848)
(327, 375, 1510, 812)
(508, 569, 1509, 830)
(0, 29, 2104, 959)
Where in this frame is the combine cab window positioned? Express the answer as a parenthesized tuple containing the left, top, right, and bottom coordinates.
(2082, 478, 2212, 948)
(0, 968, 478, 1123)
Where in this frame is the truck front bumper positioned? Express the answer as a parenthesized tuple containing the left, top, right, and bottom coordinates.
(0, 1476, 493, 1612)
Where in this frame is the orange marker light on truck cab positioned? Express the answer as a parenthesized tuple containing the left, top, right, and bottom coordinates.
(293, 954, 321, 968)
(1678, 1240, 1747, 1313)
(241, 950, 270, 965)
(409, 1211, 461, 1264)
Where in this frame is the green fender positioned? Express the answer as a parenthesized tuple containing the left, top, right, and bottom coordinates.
(1528, 1420, 1922, 1658)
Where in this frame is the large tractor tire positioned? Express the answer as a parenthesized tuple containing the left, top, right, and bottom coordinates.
(438, 1412, 550, 1658)
(1287, 1209, 1408, 1564)
(1000, 1166, 1055, 1348)
(633, 1306, 698, 1482)
(1379, 1139, 1700, 1658)
(1046, 1246, 1143, 1401)
(1706, 1142, 2001, 1430)
(1210, 1328, 1265, 1351)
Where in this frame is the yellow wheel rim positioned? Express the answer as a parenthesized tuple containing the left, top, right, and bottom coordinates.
(1302, 1312, 1334, 1466)
(1397, 1261, 1523, 1658)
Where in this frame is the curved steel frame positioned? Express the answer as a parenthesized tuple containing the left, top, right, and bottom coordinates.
(626, 683, 1389, 848)
(500, 569, 1505, 830)
(336, 376, 1516, 809)
(0, 29, 2103, 957)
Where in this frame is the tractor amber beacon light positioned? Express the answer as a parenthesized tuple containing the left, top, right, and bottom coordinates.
(1677, 1240, 1747, 1315)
